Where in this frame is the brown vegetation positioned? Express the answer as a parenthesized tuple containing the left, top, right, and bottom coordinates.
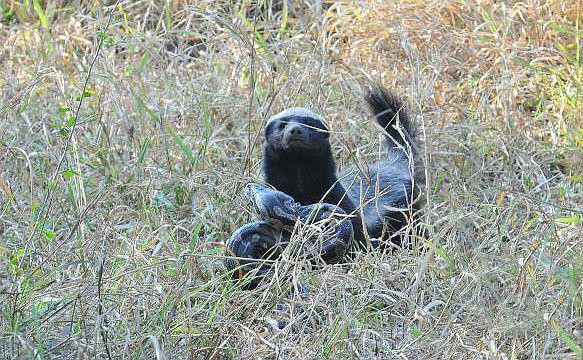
(0, 1, 581, 358)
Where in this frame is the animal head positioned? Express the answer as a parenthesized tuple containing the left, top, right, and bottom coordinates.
(265, 107, 330, 154)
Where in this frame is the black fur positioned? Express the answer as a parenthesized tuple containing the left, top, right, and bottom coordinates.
(341, 85, 423, 245)
(263, 112, 367, 244)
(263, 85, 422, 249)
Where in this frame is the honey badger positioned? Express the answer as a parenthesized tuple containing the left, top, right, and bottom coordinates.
(263, 85, 423, 249)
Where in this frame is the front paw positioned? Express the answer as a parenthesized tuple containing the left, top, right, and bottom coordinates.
(225, 221, 289, 289)
(244, 183, 301, 226)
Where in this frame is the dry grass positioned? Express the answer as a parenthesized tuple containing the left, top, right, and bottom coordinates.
(0, 0, 581, 358)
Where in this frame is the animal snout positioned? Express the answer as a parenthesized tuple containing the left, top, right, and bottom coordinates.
(286, 124, 305, 138)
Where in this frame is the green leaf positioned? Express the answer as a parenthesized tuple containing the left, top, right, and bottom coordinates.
(279, 2, 288, 34)
(97, 32, 115, 48)
(432, 170, 443, 195)
(76, 91, 93, 101)
(238, 11, 275, 64)
(58, 106, 69, 116)
(164, 0, 173, 31)
(513, 57, 539, 73)
(1, 5, 15, 25)
(63, 169, 76, 180)
(409, 327, 422, 336)
(43, 230, 55, 240)
(547, 22, 581, 36)
(154, 192, 175, 211)
(66, 116, 75, 127)
(174, 185, 186, 205)
(138, 138, 150, 164)
(168, 129, 197, 165)
(32, 0, 48, 28)
(201, 247, 224, 256)
(553, 323, 583, 357)
(421, 237, 456, 274)
(190, 222, 202, 251)
(201, 100, 212, 140)
(555, 214, 582, 225)
(137, 52, 150, 73)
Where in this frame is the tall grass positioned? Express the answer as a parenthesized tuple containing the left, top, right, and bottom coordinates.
(0, 0, 581, 358)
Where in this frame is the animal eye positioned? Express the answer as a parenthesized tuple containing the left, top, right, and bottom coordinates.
(278, 122, 286, 130)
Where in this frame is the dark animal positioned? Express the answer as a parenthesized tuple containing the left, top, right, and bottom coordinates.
(226, 184, 354, 289)
(263, 85, 423, 249)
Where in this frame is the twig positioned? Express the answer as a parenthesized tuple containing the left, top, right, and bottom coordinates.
(96, 253, 112, 360)
(20, 0, 121, 269)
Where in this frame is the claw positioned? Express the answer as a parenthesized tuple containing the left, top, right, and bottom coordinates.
(225, 184, 355, 289)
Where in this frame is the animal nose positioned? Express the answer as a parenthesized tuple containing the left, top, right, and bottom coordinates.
(288, 124, 304, 137)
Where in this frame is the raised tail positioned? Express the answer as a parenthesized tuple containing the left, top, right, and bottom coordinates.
(365, 84, 416, 155)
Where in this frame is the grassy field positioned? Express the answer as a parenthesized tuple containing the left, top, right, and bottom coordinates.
(0, 0, 581, 358)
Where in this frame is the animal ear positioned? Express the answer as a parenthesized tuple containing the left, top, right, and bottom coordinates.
(265, 119, 276, 138)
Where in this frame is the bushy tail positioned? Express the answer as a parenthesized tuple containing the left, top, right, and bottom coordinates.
(365, 84, 416, 155)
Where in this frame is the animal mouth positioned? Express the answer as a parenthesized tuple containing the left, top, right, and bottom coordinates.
(283, 137, 308, 148)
